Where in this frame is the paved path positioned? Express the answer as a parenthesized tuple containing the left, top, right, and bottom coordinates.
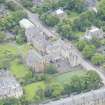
(13, 0, 57, 38)
(13, 0, 105, 85)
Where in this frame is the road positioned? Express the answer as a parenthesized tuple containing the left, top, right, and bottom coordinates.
(12, 0, 57, 38)
(13, 0, 105, 85)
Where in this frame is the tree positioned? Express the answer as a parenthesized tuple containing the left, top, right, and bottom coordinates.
(0, 10, 27, 31)
(16, 28, 26, 44)
(64, 83, 73, 95)
(3, 98, 21, 105)
(57, 21, 75, 40)
(21, 0, 33, 8)
(65, 70, 102, 93)
(51, 83, 64, 97)
(45, 64, 57, 74)
(76, 40, 87, 51)
(98, 0, 105, 20)
(73, 11, 96, 31)
(0, 100, 4, 105)
(6, 1, 21, 11)
(41, 14, 59, 27)
(91, 53, 105, 65)
(44, 85, 53, 97)
(0, 32, 6, 43)
(86, 71, 102, 89)
(64, 0, 86, 13)
(36, 88, 44, 100)
(0, 0, 5, 3)
(70, 75, 82, 93)
(82, 45, 96, 59)
(91, 36, 101, 48)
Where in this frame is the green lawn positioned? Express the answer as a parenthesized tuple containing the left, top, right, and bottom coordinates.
(0, 44, 18, 68)
(19, 44, 33, 56)
(24, 70, 86, 101)
(0, 44, 18, 59)
(10, 60, 32, 79)
(67, 12, 80, 22)
(24, 82, 45, 101)
(55, 70, 86, 85)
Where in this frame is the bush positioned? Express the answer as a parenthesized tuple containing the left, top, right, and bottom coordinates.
(44, 86, 53, 97)
(76, 40, 87, 51)
(40, 14, 59, 27)
(6, 1, 21, 11)
(82, 45, 96, 59)
(0, 32, 6, 43)
(0, 10, 27, 31)
(63, 71, 102, 94)
(91, 53, 105, 65)
(46, 64, 57, 74)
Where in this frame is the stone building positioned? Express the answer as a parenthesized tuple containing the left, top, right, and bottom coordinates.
(41, 88, 105, 105)
(20, 19, 82, 72)
(26, 49, 45, 72)
(46, 39, 81, 67)
(84, 26, 104, 40)
(25, 27, 51, 54)
(0, 70, 23, 99)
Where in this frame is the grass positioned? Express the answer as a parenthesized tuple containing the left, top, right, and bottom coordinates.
(0, 44, 18, 59)
(24, 82, 46, 101)
(24, 70, 86, 101)
(55, 70, 86, 85)
(74, 31, 85, 37)
(19, 44, 33, 56)
(0, 44, 18, 68)
(67, 11, 80, 22)
(10, 60, 32, 79)
(0, 43, 33, 78)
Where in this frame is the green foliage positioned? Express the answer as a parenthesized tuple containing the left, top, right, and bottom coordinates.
(57, 20, 76, 40)
(73, 11, 96, 31)
(1, 97, 29, 105)
(0, 32, 6, 43)
(10, 60, 32, 79)
(0, 10, 27, 31)
(16, 28, 26, 45)
(6, 1, 21, 11)
(44, 85, 53, 97)
(0, 0, 5, 3)
(34, 0, 61, 15)
(40, 14, 59, 27)
(64, 0, 86, 13)
(24, 70, 102, 102)
(46, 64, 57, 74)
(76, 40, 87, 51)
(51, 83, 64, 97)
(64, 71, 102, 94)
(20, 0, 33, 8)
(24, 82, 45, 101)
(82, 45, 96, 59)
(0, 44, 18, 69)
(86, 71, 102, 89)
(91, 53, 105, 65)
(98, 0, 105, 20)
(101, 39, 105, 45)
(91, 37, 101, 48)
